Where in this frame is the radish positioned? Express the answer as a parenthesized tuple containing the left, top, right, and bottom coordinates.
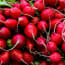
(36, 37, 47, 51)
(57, 6, 63, 12)
(13, 3, 21, 9)
(55, 11, 64, 19)
(0, 19, 17, 30)
(20, 1, 30, 9)
(61, 31, 65, 42)
(23, 6, 35, 16)
(57, 61, 65, 65)
(39, 52, 61, 63)
(11, 49, 28, 65)
(44, 0, 59, 6)
(10, 49, 23, 62)
(24, 24, 37, 38)
(49, 52, 61, 62)
(12, 34, 25, 48)
(31, 17, 39, 24)
(0, 39, 7, 52)
(36, 37, 45, 46)
(41, 8, 55, 21)
(62, 43, 65, 53)
(37, 20, 48, 32)
(23, 52, 33, 64)
(5, 19, 17, 30)
(0, 40, 20, 51)
(59, 0, 65, 9)
(0, 9, 2, 14)
(0, 15, 5, 21)
(20, 0, 27, 3)
(0, 27, 11, 39)
(34, 0, 45, 11)
(39, 61, 48, 65)
(48, 19, 61, 30)
(51, 61, 65, 65)
(50, 33, 62, 45)
(56, 22, 65, 34)
(12, 62, 20, 65)
(51, 63, 57, 65)
(47, 41, 57, 53)
(0, 51, 10, 65)
(18, 16, 29, 27)
(10, 7, 21, 19)
(4, 8, 10, 17)
(0, 15, 5, 26)
(26, 39, 34, 51)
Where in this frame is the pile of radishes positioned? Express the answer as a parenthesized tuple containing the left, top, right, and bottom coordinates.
(0, 0, 65, 65)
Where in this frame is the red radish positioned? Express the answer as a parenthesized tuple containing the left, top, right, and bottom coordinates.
(31, 17, 39, 24)
(36, 37, 45, 46)
(0, 51, 10, 65)
(4, 19, 17, 30)
(4, 8, 10, 16)
(51, 61, 65, 65)
(24, 24, 37, 38)
(50, 52, 61, 62)
(12, 62, 20, 65)
(59, 0, 65, 9)
(0, 9, 2, 14)
(57, 61, 65, 65)
(18, 16, 29, 27)
(20, 1, 30, 9)
(26, 39, 34, 51)
(50, 33, 62, 45)
(61, 32, 65, 42)
(12, 34, 25, 48)
(0, 39, 7, 51)
(11, 49, 23, 62)
(39, 61, 48, 65)
(49, 19, 61, 30)
(0, 15, 5, 21)
(51, 63, 57, 65)
(56, 22, 65, 34)
(23, 6, 35, 16)
(34, 0, 45, 11)
(36, 37, 47, 51)
(55, 11, 64, 19)
(13, 3, 21, 9)
(37, 20, 48, 32)
(0, 15, 5, 26)
(0, 19, 17, 30)
(47, 41, 57, 53)
(20, 0, 27, 3)
(44, 0, 59, 6)
(0, 27, 11, 39)
(41, 8, 55, 21)
(57, 6, 63, 12)
(62, 43, 65, 53)
(61, 30, 65, 37)
(23, 52, 33, 64)
(10, 7, 21, 19)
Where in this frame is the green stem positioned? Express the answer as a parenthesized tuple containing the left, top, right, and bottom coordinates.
(0, 1, 12, 7)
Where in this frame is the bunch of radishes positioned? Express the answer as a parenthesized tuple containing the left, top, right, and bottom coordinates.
(0, 0, 65, 65)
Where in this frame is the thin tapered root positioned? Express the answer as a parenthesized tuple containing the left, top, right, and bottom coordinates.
(21, 59, 29, 65)
(62, 25, 65, 42)
(0, 40, 20, 51)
